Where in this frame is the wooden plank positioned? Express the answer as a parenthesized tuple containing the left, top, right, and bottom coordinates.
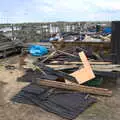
(35, 63, 77, 83)
(92, 64, 120, 72)
(46, 64, 78, 70)
(70, 52, 95, 84)
(46, 64, 119, 69)
(45, 64, 120, 75)
(57, 50, 79, 58)
(51, 41, 111, 51)
(41, 51, 56, 63)
(33, 79, 112, 96)
(50, 61, 112, 65)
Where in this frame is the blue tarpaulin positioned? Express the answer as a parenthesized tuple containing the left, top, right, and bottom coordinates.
(29, 45, 48, 56)
(103, 27, 111, 34)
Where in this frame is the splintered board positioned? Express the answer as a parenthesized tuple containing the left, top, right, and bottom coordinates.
(69, 51, 95, 84)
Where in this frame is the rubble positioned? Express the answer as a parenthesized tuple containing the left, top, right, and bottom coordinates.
(1, 22, 119, 120)
(49, 25, 111, 43)
(15, 48, 115, 119)
(0, 33, 23, 57)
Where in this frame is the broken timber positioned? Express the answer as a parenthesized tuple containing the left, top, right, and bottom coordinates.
(57, 50, 79, 59)
(41, 51, 56, 63)
(70, 51, 95, 84)
(33, 79, 112, 96)
(35, 63, 77, 83)
(46, 64, 78, 70)
(50, 61, 112, 65)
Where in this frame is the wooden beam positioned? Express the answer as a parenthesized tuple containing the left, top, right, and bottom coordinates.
(41, 51, 56, 63)
(34, 79, 112, 96)
(57, 50, 79, 58)
(50, 61, 112, 65)
(51, 41, 111, 51)
(35, 63, 77, 83)
(46, 64, 78, 70)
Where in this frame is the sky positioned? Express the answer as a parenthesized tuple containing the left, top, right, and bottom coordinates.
(0, 0, 120, 23)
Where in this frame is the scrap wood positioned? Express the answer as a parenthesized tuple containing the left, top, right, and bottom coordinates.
(46, 65, 119, 78)
(57, 50, 80, 59)
(41, 51, 56, 63)
(38, 54, 50, 60)
(100, 34, 111, 42)
(35, 63, 77, 83)
(50, 61, 112, 65)
(41, 51, 95, 84)
(70, 51, 95, 84)
(33, 79, 112, 96)
(46, 64, 78, 70)
(92, 64, 120, 72)
(31, 64, 47, 75)
(39, 49, 80, 63)
(92, 52, 103, 61)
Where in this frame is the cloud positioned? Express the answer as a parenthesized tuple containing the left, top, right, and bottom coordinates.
(0, 0, 120, 23)
(90, 0, 120, 10)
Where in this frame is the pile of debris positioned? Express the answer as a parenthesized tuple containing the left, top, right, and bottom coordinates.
(0, 33, 23, 57)
(49, 25, 111, 42)
(11, 48, 117, 119)
(50, 32, 111, 42)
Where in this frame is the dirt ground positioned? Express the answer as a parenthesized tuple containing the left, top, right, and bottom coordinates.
(0, 55, 120, 120)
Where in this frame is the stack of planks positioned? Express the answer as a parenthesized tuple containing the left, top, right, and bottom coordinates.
(0, 33, 23, 57)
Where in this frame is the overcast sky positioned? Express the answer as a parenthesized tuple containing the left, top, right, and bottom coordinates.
(0, 0, 120, 23)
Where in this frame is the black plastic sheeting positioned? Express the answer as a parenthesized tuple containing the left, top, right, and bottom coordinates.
(12, 84, 96, 119)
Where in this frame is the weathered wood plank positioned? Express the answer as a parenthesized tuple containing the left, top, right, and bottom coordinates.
(46, 64, 78, 70)
(50, 61, 112, 65)
(35, 63, 78, 83)
(51, 41, 111, 50)
(33, 79, 112, 96)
